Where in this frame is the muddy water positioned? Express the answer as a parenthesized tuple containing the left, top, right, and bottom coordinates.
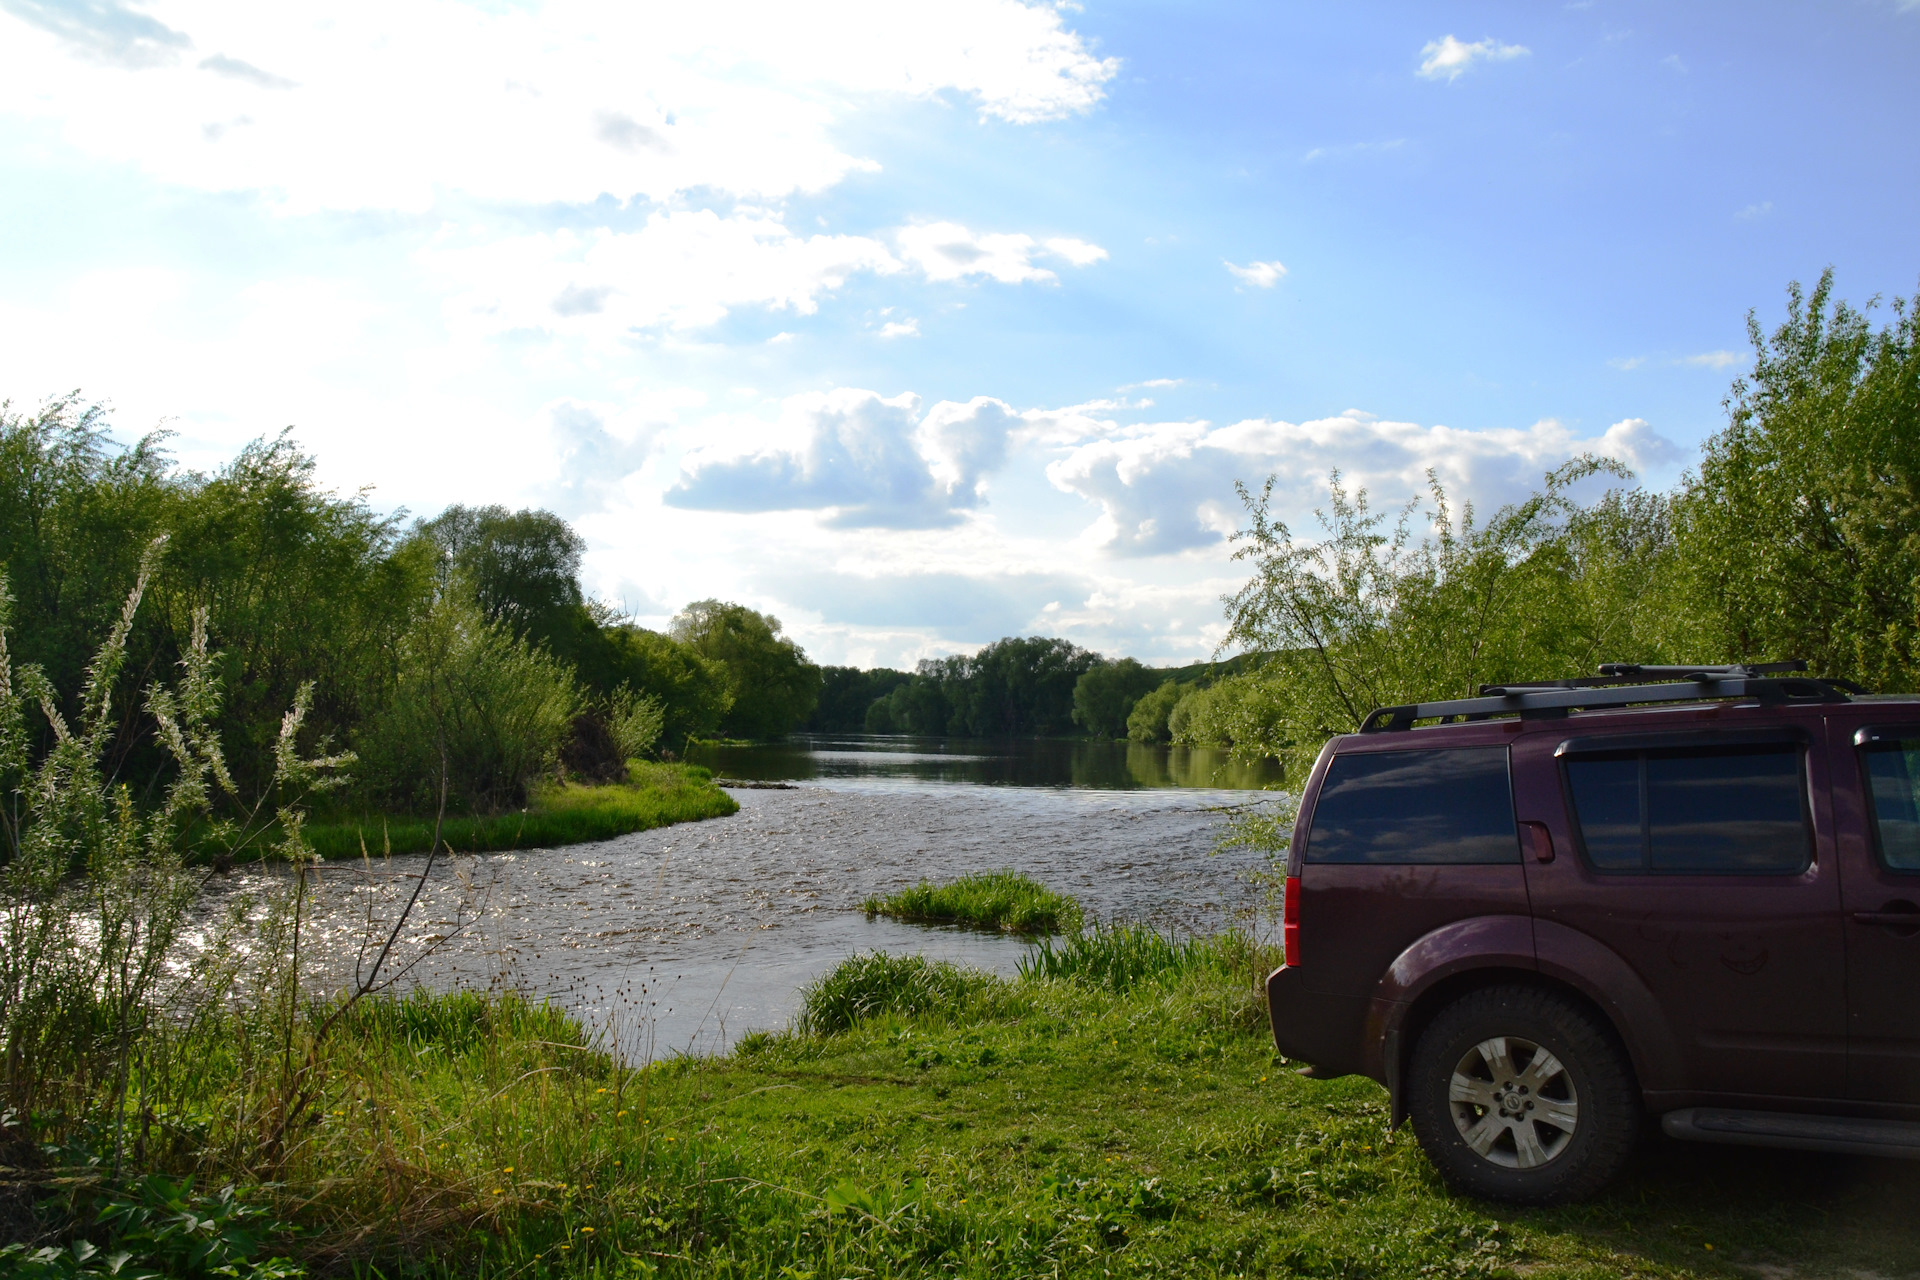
(212, 740, 1283, 1061)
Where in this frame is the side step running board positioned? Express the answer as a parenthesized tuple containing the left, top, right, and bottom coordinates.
(1662, 1108, 1920, 1159)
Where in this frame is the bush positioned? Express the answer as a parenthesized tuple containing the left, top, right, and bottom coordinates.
(795, 953, 997, 1035)
(862, 871, 1081, 934)
(607, 683, 665, 761)
(355, 591, 578, 812)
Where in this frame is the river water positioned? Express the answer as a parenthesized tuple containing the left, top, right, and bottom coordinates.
(215, 737, 1284, 1060)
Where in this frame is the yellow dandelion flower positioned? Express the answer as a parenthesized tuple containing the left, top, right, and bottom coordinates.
(580, 1227, 594, 1234)
(503, 1166, 514, 1173)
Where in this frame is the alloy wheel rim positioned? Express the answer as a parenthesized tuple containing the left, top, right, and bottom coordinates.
(1447, 1035, 1580, 1170)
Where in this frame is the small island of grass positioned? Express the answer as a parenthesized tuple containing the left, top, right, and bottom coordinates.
(862, 868, 1082, 934)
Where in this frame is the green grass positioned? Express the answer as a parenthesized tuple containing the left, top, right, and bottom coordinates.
(16, 945, 1920, 1278)
(301, 762, 738, 859)
(1020, 921, 1218, 993)
(862, 869, 1082, 934)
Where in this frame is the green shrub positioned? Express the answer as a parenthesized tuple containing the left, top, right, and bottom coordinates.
(354, 591, 578, 813)
(862, 870, 1080, 934)
(606, 683, 665, 761)
(795, 952, 998, 1035)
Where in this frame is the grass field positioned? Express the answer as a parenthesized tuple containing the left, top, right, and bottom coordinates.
(862, 869, 1083, 934)
(298, 763, 738, 860)
(14, 923, 1916, 1279)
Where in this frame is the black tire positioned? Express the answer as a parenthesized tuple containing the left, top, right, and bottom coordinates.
(1407, 985, 1639, 1205)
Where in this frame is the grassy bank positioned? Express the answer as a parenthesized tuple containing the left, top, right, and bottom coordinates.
(299, 763, 738, 859)
(12, 925, 1917, 1278)
(863, 869, 1082, 934)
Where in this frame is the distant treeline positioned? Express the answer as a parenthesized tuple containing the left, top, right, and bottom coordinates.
(809, 648, 1258, 741)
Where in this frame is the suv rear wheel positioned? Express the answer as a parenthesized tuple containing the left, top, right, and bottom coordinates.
(1408, 985, 1638, 1204)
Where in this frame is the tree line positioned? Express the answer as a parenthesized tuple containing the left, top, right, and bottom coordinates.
(1176, 271, 1920, 780)
(0, 410, 825, 817)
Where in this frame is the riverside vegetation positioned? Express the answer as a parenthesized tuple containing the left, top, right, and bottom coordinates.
(4, 272, 1918, 1276)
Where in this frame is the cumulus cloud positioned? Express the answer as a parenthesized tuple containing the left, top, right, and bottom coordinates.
(1417, 34, 1529, 82)
(899, 222, 1060, 284)
(664, 389, 1018, 528)
(541, 396, 686, 515)
(1044, 410, 1682, 557)
(0, 0, 1117, 212)
(425, 210, 903, 336)
(1045, 237, 1109, 267)
(3, 0, 190, 68)
(1224, 259, 1286, 288)
(426, 213, 1105, 338)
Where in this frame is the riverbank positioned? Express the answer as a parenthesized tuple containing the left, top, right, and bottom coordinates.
(298, 763, 738, 860)
(9, 930, 1914, 1278)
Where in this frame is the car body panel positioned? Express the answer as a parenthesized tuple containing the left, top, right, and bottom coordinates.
(1266, 695, 1920, 1120)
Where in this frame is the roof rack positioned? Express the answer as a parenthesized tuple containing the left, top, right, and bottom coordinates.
(1357, 661, 1864, 733)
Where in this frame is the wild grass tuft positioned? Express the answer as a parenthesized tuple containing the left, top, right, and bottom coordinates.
(795, 952, 1002, 1035)
(1019, 921, 1203, 993)
(862, 869, 1081, 934)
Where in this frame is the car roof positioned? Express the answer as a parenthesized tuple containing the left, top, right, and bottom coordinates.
(1326, 694, 1920, 755)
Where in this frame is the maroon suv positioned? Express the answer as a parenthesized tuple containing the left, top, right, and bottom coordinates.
(1265, 663, 1920, 1204)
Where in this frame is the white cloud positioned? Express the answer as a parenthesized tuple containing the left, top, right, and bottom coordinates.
(878, 318, 921, 339)
(1044, 237, 1109, 267)
(424, 210, 904, 337)
(1681, 350, 1744, 370)
(1608, 356, 1645, 371)
(899, 222, 1085, 284)
(1417, 34, 1530, 82)
(1044, 409, 1682, 556)
(1736, 200, 1773, 219)
(1224, 259, 1286, 288)
(663, 389, 1018, 528)
(0, 0, 1117, 213)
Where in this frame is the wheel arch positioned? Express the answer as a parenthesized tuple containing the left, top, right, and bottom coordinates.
(1381, 967, 1645, 1131)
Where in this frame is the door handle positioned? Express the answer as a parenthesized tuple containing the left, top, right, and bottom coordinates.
(1854, 900, 1920, 934)
(1520, 821, 1554, 864)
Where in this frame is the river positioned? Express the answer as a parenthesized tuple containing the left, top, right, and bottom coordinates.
(214, 736, 1285, 1060)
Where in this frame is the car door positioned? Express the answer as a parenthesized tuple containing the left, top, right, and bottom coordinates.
(1825, 713, 1920, 1107)
(1514, 719, 1849, 1105)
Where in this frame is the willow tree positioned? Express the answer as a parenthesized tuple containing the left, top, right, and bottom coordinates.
(1676, 271, 1920, 690)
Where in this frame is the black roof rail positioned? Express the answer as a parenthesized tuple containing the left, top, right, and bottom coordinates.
(1358, 661, 1860, 734)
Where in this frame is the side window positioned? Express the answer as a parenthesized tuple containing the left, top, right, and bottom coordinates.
(1305, 747, 1518, 865)
(1857, 729, 1920, 873)
(1563, 744, 1811, 875)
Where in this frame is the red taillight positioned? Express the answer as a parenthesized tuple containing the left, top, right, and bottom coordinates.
(1283, 874, 1301, 968)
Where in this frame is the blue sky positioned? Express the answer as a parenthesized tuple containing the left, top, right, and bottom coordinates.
(1, 0, 1916, 667)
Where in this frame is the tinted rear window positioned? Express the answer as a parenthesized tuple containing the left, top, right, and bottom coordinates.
(1305, 747, 1518, 865)
(1859, 731, 1920, 872)
(1564, 744, 1810, 874)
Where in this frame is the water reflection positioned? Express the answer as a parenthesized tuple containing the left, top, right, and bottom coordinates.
(690, 734, 1281, 791)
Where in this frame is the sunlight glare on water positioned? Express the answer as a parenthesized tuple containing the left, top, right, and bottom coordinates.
(212, 737, 1285, 1060)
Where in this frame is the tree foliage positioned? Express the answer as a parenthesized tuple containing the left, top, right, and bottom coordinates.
(670, 600, 820, 740)
(1071, 658, 1161, 738)
(1194, 273, 1920, 781)
(1676, 269, 1920, 689)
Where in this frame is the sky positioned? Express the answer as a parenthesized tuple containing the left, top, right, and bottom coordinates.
(1, 0, 1916, 669)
